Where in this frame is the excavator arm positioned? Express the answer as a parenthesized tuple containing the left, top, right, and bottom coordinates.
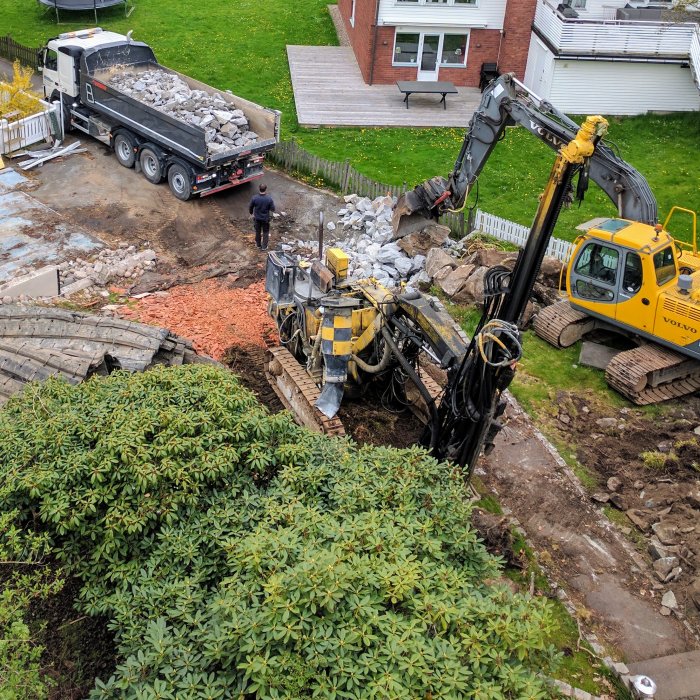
(419, 115, 610, 475)
(393, 74, 657, 237)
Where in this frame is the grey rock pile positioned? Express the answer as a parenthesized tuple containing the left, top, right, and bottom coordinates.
(109, 69, 259, 155)
(329, 194, 434, 288)
(58, 244, 157, 296)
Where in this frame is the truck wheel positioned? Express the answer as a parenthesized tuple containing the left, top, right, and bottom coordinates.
(168, 164, 192, 201)
(114, 133, 136, 168)
(140, 148, 163, 184)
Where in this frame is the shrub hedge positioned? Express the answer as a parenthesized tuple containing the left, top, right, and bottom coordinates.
(0, 365, 559, 699)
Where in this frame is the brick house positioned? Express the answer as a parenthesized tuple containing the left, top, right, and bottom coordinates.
(337, 0, 537, 87)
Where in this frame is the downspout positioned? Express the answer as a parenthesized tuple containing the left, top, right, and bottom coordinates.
(369, 0, 381, 85)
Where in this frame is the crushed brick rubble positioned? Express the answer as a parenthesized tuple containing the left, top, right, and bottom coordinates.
(118, 278, 274, 360)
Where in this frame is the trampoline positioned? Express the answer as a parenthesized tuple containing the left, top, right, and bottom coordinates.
(39, 0, 131, 23)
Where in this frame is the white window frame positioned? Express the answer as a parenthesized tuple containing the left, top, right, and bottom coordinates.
(392, 29, 470, 69)
(350, 0, 356, 27)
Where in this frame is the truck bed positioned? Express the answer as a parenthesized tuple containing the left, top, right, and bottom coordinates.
(81, 44, 279, 168)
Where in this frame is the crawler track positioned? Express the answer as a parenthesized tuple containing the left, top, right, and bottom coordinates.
(606, 344, 700, 405)
(264, 346, 345, 436)
(532, 300, 594, 348)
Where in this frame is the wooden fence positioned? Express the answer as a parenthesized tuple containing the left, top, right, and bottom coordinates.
(268, 139, 466, 236)
(0, 36, 41, 70)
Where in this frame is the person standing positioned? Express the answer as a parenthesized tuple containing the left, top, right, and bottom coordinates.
(249, 183, 275, 251)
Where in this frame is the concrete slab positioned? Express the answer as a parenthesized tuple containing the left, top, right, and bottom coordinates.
(0, 188, 103, 283)
(579, 341, 622, 370)
(0, 265, 60, 298)
(0, 168, 30, 192)
(628, 650, 700, 700)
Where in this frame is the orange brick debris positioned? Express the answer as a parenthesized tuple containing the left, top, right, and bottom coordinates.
(119, 278, 275, 360)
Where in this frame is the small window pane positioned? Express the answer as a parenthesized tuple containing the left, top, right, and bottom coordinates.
(45, 49, 58, 71)
(622, 252, 643, 294)
(394, 33, 419, 65)
(575, 243, 618, 285)
(441, 34, 468, 66)
(455, 0, 477, 4)
(653, 246, 676, 286)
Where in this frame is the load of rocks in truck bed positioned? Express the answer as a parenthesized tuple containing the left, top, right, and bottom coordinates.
(109, 68, 260, 155)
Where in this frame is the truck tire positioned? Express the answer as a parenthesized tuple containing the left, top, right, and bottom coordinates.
(140, 147, 163, 184)
(114, 133, 136, 168)
(167, 163, 193, 201)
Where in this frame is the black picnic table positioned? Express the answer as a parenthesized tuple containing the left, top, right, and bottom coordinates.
(396, 81, 458, 110)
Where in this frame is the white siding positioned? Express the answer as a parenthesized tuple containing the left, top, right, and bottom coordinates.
(548, 60, 700, 114)
(378, 0, 507, 30)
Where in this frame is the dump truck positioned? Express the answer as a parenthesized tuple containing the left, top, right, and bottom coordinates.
(39, 28, 280, 200)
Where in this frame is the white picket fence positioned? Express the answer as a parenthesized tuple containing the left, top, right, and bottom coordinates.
(0, 91, 56, 155)
(473, 209, 575, 263)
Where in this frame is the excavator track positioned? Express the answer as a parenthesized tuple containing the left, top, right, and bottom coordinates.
(264, 346, 345, 437)
(605, 344, 700, 405)
(532, 300, 595, 348)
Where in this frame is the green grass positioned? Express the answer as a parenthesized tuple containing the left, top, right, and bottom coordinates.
(3, 0, 698, 244)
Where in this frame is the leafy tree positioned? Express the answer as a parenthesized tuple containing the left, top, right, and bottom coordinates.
(0, 366, 560, 698)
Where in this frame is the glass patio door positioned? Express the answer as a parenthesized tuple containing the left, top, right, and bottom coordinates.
(417, 34, 441, 81)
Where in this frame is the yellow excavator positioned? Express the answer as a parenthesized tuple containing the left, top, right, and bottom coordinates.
(394, 73, 700, 405)
(534, 209, 699, 403)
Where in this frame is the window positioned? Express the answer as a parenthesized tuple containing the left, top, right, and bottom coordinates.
(575, 243, 619, 284)
(574, 242, 619, 302)
(653, 246, 676, 286)
(44, 49, 58, 71)
(622, 252, 643, 295)
(441, 34, 468, 66)
(571, 0, 587, 8)
(394, 33, 420, 65)
(350, 0, 356, 27)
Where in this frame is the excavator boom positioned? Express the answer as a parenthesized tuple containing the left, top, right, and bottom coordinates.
(393, 74, 656, 237)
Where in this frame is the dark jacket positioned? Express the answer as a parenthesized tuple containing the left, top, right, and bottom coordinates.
(249, 193, 275, 222)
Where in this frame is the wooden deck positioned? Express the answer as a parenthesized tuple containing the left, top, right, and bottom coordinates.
(287, 46, 481, 128)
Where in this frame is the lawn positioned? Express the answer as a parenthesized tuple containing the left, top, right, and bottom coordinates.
(2, 0, 699, 243)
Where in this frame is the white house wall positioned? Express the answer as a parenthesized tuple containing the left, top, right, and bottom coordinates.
(548, 60, 700, 114)
(378, 0, 508, 29)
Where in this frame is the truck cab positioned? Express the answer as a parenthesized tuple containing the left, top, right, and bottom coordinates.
(41, 28, 125, 102)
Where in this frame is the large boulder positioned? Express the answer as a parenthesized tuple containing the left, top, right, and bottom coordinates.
(439, 264, 476, 298)
(453, 266, 488, 305)
(397, 224, 451, 256)
(467, 249, 518, 268)
(426, 248, 457, 280)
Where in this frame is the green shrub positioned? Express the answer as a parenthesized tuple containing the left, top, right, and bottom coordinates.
(0, 366, 559, 699)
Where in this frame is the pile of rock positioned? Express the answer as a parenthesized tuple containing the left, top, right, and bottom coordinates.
(59, 244, 157, 296)
(328, 194, 455, 288)
(424, 246, 564, 321)
(109, 69, 259, 155)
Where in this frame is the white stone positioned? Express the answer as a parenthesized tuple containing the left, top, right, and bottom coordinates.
(661, 590, 678, 609)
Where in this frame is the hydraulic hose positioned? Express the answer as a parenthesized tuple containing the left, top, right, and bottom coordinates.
(381, 326, 439, 449)
(351, 340, 392, 374)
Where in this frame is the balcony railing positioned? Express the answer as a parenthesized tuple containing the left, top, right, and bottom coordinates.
(534, 0, 699, 60)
